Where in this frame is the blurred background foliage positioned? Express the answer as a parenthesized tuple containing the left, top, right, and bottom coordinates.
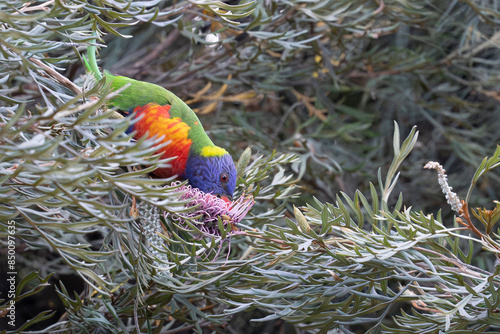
(1, 0, 500, 333)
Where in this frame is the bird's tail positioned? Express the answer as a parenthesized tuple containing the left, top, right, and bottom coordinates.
(83, 32, 103, 81)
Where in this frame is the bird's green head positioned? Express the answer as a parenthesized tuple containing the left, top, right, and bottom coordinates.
(185, 146, 237, 201)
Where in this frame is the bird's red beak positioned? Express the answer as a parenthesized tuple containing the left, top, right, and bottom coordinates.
(220, 196, 232, 204)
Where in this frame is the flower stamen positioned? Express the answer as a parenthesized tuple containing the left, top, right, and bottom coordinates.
(165, 181, 255, 238)
(424, 161, 462, 213)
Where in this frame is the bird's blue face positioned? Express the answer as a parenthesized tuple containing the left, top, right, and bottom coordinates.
(185, 153, 237, 200)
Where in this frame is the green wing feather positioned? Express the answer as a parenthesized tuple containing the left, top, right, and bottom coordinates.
(84, 43, 214, 153)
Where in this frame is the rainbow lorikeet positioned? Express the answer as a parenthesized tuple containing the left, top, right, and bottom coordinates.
(84, 43, 237, 200)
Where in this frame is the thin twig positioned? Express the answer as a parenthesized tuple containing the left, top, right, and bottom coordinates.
(13, 0, 55, 14)
(134, 294, 141, 334)
(30, 57, 82, 95)
(132, 29, 181, 70)
(456, 201, 500, 257)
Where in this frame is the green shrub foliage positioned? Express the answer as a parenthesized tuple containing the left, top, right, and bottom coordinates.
(1, 0, 500, 333)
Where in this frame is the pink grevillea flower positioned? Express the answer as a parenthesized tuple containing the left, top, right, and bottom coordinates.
(165, 181, 255, 238)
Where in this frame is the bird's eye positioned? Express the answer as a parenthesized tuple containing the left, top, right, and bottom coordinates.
(220, 173, 228, 183)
